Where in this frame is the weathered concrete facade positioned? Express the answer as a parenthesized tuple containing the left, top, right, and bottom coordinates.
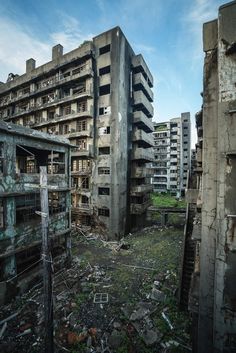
(152, 113, 191, 196)
(0, 121, 71, 303)
(184, 2, 236, 352)
(0, 27, 154, 239)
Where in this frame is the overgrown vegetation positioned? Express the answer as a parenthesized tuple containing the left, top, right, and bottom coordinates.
(151, 192, 186, 208)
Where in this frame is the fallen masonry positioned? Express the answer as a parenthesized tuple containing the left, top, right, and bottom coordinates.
(0, 225, 191, 353)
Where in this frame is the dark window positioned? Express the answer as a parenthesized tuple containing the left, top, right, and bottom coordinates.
(0, 199, 5, 229)
(170, 162, 177, 166)
(48, 191, 66, 215)
(0, 143, 4, 173)
(98, 126, 110, 135)
(99, 84, 110, 96)
(98, 167, 110, 175)
(99, 66, 111, 76)
(171, 123, 178, 127)
(99, 106, 111, 115)
(98, 147, 110, 155)
(99, 44, 111, 55)
(98, 187, 110, 195)
(16, 194, 40, 224)
(98, 208, 110, 217)
(171, 131, 177, 135)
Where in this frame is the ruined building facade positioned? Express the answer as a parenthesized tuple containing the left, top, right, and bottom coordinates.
(0, 121, 71, 303)
(152, 113, 191, 196)
(0, 27, 154, 239)
(181, 2, 236, 352)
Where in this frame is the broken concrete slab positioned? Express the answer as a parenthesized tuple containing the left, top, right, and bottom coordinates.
(150, 288, 166, 302)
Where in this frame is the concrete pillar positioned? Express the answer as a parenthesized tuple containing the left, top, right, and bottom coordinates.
(52, 44, 63, 61)
(26, 58, 36, 73)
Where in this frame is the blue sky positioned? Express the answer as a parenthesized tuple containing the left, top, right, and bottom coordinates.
(0, 0, 223, 146)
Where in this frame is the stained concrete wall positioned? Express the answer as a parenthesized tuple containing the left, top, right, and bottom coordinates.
(93, 28, 134, 238)
(197, 2, 236, 352)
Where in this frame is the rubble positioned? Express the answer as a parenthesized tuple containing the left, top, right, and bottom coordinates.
(0, 225, 191, 352)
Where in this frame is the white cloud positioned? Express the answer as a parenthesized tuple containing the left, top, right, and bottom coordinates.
(0, 13, 94, 82)
(0, 17, 51, 81)
(183, 0, 221, 64)
(50, 12, 94, 52)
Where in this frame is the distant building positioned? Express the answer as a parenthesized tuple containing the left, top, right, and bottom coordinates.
(152, 112, 191, 196)
(0, 121, 71, 304)
(0, 26, 154, 239)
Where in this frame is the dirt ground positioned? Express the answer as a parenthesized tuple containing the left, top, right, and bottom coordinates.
(0, 225, 192, 353)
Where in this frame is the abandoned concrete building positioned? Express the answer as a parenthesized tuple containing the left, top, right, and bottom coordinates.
(0, 121, 71, 303)
(0, 26, 154, 239)
(181, 2, 236, 352)
(151, 113, 191, 196)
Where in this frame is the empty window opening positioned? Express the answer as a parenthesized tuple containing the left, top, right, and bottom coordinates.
(63, 105, 71, 115)
(81, 195, 89, 204)
(99, 106, 111, 115)
(72, 159, 91, 173)
(98, 167, 110, 175)
(99, 84, 110, 96)
(80, 177, 89, 189)
(98, 187, 110, 195)
(15, 194, 40, 225)
(98, 147, 110, 155)
(0, 199, 5, 229)
(76, 139, 87, 150)
(16, 145, 48, 174)
(98, 126, 110, 135)
(72, 83, 86, 96)
(78, 101, 87, 113)
(47, 152, 65, 174)
(0, 143, 4, 173)
(77, 120, 87, 132)
(72, 63, 87, 76)
(48, 110, 55, 120)
(98, 208, 110, 217)
(99, 44, 111, 55)
(99, 66, 111, 76)
(49, 191, 66, 215)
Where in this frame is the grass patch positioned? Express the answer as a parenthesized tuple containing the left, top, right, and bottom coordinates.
(151, 193, 186, 208)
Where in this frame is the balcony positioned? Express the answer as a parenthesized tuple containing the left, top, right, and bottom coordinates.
(130, 184, 153, 195)
(72, 204, 93, 215)
(132, 54, 153, 87)
(133, 128, 153, 148)
(132, 147, 154, 162)
(133, 91, 153, 118)
(64, 126, 93, 139)
(33, 107, 94, 128)
(133, 72, 153, 102)
(131, 167, 152, 178)
(0, 65, 94, 109)
(130, 200, 152, 215)
(133, 111, 154, 133)
(71, 144, 94, 158)
(71, 168, 92, 176)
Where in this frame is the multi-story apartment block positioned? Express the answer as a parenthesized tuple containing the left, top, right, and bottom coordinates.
(0, 121, 71, 303)
(152, 113, 191, 196)
(0, 27, 154, 239)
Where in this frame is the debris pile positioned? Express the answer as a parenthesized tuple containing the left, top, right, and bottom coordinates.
(0, 225, 191, 352)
